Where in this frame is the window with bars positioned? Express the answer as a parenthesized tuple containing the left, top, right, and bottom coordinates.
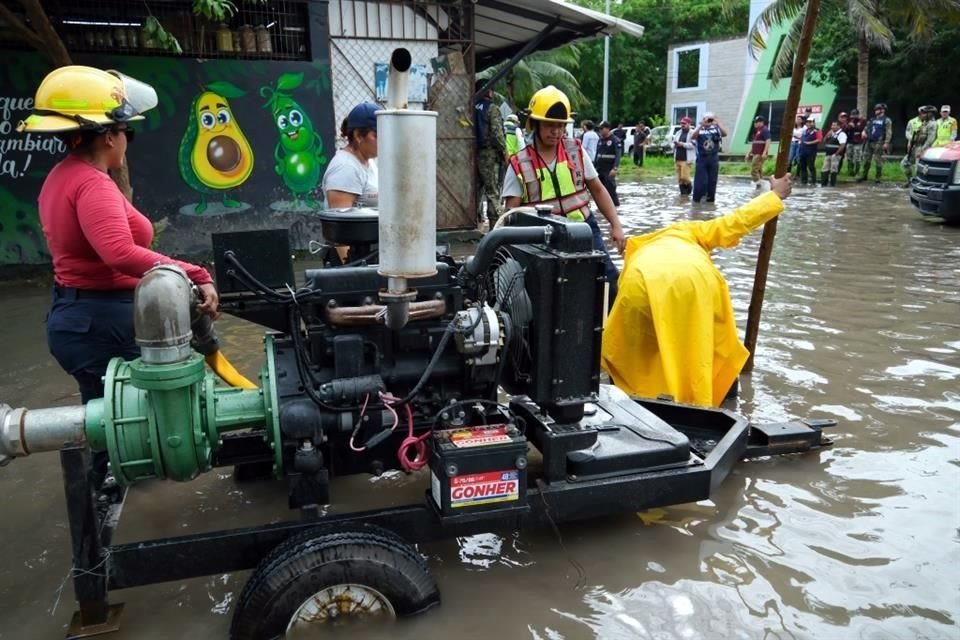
(0, 0, 312, 61)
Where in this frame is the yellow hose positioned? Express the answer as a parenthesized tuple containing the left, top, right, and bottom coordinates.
(205, 351, 258, 389)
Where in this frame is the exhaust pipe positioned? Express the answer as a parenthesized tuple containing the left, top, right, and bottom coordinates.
(377, 47, 438, 330)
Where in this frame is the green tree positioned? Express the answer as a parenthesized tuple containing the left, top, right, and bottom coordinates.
(574, 0, 748, 124)
(477, 48, 589, 113)
(749, 0, 960, 114)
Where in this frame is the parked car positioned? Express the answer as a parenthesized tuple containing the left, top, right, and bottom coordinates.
(641, 125, 682, 157)
(910, 142, 960, 224)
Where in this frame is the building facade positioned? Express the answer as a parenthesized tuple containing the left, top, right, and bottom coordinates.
(665, 36, 748, 138)
(663, 1, 841, 155)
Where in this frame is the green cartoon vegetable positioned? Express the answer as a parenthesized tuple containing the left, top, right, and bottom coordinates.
(260, 73, 326, 204)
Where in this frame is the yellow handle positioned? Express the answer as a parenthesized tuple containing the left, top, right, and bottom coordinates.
(205, 351, 258, 389)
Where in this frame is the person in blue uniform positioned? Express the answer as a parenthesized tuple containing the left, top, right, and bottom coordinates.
(689, 112, 727, 203)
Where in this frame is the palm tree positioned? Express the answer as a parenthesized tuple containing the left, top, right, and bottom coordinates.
(749, 0, 960, 114)
(477, 46, 589, 114)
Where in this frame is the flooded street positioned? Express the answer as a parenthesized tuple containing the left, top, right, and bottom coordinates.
(1, 177, 958, 639)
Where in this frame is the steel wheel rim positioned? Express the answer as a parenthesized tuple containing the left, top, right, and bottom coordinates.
(285, 583, 396, 633)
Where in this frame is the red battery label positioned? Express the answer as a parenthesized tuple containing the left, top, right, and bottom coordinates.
(450, 470, 519, 508)
(448, 426, 512, 448)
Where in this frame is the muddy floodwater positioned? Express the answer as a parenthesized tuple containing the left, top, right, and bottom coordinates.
(1, 177, 958, 640)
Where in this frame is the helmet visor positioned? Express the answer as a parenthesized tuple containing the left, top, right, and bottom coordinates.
(107, 70, 158, 120)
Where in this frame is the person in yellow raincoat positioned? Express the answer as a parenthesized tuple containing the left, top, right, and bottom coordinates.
(601, 174, 793, 407)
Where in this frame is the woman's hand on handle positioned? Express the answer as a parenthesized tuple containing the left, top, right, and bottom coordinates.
(196, 282, 220, 320)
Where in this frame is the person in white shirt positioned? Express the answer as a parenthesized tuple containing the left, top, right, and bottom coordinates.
(820, 120, 848, 186)
(580, 120, 600, 161)
(787, 114, 805, 174)
(672, 116, 696, 196)
(322, 102, 379, 209)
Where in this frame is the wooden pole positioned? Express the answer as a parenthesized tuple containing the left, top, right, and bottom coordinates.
(742, 0, 823, 372)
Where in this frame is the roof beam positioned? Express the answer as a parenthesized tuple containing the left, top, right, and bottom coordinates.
(476, 0, 586, 33)
(473, 15, 561, 101)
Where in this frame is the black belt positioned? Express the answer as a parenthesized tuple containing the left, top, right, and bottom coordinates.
(54, 285, 135, 301)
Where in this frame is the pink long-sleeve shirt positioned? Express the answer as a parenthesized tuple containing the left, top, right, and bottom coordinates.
(38, 155, 211, 290)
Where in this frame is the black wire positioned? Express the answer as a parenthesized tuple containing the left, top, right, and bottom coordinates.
(224, 252, 322, 303)
(288, 304, 349, 412)
(430, 398, 513, 430)
(342, 249, 379, 267)
(233, 252, 498, 414)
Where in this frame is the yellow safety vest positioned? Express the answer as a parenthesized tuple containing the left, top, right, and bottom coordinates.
(906, 117, 921, 139)
(935, 116, 958, 147)
(509, 138, 591, 218)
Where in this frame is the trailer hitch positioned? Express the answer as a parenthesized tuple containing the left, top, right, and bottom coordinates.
(744, 418, 836, 458)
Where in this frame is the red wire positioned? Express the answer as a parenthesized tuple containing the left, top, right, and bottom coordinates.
(398, 402, 429, 472)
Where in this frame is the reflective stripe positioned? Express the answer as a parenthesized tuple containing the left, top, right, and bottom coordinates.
(935, 117, 957, 146)
(508, 139, 591, 216)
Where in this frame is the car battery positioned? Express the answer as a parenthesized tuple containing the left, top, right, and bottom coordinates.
(429, 425, 528, 517)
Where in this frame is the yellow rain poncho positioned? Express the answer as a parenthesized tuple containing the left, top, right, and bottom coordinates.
(601, 191, 784, 406)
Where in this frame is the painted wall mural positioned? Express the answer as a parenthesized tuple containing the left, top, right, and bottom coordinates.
(0, 45, 335, 265)
(262, 73, 327, 210)
(179, 83, 255, 215)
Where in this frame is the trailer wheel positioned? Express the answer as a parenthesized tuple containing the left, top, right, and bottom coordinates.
(230, 524, 440, 639)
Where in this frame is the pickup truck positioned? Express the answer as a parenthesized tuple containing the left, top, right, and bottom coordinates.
(910, 142, 960, 224)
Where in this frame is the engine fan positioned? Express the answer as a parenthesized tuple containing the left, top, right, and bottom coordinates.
(488, 247, 533, 385)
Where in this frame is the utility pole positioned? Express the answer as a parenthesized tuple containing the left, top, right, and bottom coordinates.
(602, 0, 610, 121)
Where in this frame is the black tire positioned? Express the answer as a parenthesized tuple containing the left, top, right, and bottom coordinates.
(230, 524, 439, 640)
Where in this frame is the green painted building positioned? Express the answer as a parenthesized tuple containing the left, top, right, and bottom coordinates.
(664, 0, 841, 155)
(729, 24, 839, 155)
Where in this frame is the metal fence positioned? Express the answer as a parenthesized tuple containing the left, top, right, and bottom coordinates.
(328, 0, 476, 229)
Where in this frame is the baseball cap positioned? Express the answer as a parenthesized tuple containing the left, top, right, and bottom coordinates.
(838, 111, 848, 117)
(754, 115, 765, 122)
(805, 117, 816, 123)
(703, 111, 716, 120)
(942, 105, 952, 113)
(346, 102, 379, 129)
(598, 120, 612, 129)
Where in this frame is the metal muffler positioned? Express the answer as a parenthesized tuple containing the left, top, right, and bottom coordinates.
(377, 47, 439, 330)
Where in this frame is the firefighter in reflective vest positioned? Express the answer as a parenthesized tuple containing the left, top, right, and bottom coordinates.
(935, 105, 958, 147)
(504, 113, 523, 156)
(501, 86, 625, 301)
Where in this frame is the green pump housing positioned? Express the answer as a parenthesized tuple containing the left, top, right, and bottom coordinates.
(83, 336, 283, 485)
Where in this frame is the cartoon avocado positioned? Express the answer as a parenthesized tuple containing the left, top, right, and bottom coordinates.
(179, 82, 254, 213)
(261, 73, 326, 205)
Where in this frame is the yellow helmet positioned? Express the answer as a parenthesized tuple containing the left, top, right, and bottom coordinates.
(17, 65, 158, 133)
(527, 86, 573, 125)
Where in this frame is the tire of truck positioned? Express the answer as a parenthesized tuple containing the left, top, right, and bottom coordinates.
(229, 524, 440, 640)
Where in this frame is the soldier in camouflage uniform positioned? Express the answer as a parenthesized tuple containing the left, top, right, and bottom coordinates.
(475, 82, 508, 227)
(900, 105, 939, 187)
(857, 103, 893, 183)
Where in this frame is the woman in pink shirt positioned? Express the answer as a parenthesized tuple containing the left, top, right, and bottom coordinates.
(18, 66, 219, 404)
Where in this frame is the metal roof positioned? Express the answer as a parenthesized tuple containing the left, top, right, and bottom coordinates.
(474, 0, 645, 68)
